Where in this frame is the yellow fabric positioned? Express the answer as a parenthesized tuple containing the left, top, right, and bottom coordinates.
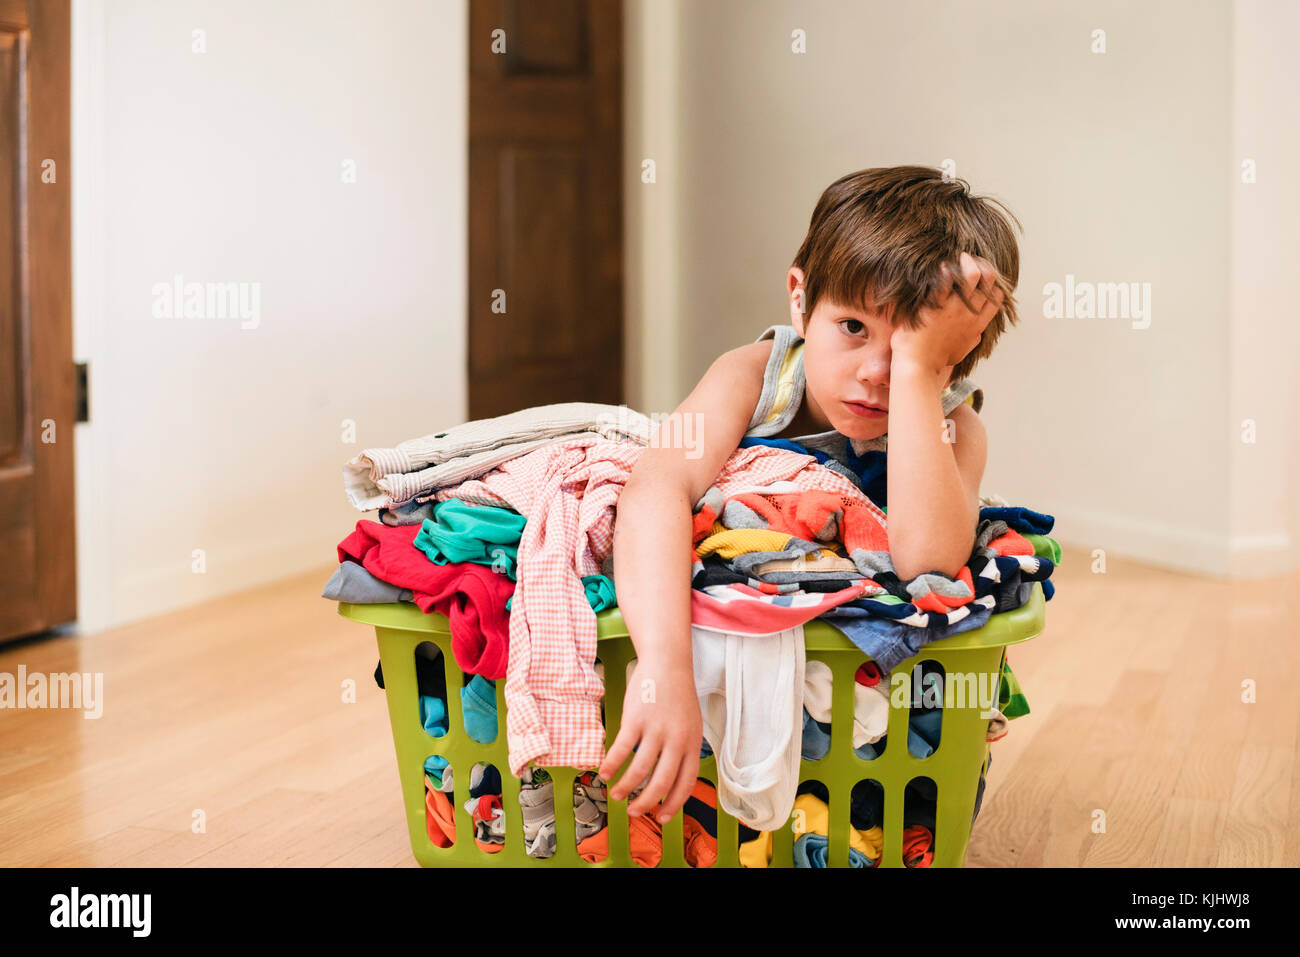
(856, 826, 884, 860)
(761, 340, 803, 427)
(791, 793, 882, 860)
(694, 527, 795, 559)
(738, 830, 772, 868)
(701, 519, 844, 557)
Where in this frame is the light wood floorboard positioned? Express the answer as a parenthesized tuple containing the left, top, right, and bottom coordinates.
(2, 550, 1295, 867)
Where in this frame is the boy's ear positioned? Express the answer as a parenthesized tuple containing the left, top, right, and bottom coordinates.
(788, 267, 806, 336)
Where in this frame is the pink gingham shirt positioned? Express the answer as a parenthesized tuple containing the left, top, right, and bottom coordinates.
(436, 436, 871, 775)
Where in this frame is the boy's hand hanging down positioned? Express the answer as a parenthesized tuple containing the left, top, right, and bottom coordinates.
(889, 251, 1005, 378)
(597, 656, 703, 824)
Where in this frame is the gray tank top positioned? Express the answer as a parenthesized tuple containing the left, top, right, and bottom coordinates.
(744, 324, 983, 472)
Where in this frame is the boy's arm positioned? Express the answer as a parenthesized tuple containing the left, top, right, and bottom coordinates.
(610, 342, 769, 674)
(886, 252, 1000, 580)
(884, 367, 987, 580)
(599, 341, 771, 822)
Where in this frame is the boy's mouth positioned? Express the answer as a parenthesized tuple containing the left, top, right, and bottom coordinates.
(844, 400, 887, 419)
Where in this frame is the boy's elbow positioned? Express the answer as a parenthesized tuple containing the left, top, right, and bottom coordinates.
(889, 542, 929, 581)
(893, 557, 966, 581)
(891, 535, 974, 581)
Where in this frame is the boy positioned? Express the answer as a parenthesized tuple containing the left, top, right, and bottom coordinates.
(597, 166, 1021, 827)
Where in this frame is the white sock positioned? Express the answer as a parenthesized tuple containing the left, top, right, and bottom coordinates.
(803, 658, 889, 748)
(692, 624, 805, 831)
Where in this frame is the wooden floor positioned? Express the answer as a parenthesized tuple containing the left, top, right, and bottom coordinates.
(1, 549, 1297, 867)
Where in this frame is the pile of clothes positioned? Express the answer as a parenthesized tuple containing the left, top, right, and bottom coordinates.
(327, 402, 1056, 867)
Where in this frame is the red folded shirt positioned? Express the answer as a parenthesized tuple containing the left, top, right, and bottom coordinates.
(336, 520, 513, 679)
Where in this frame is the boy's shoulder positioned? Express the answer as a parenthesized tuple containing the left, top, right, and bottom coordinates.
(726, 338, 777, 368)
(675, 339, 778, 445)
(704, 338, 776, 384)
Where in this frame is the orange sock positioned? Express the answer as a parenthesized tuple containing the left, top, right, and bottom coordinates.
(576, 826, 608, 863)
(902, 824, 933, 867)
(425, 785, 456, 848)
(629, 815, 664, 867)
(683, 779, 719, 868)
(577, 815, 664, 867)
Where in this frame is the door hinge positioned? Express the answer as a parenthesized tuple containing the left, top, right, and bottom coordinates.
(75, 362, 89, 423)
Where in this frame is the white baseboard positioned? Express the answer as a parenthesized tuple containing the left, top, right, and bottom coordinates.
(98, 535, 341, 634)
(1047, 504, 1296, 579)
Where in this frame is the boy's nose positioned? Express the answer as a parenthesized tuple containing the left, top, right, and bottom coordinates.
(857, 349, 891, 388)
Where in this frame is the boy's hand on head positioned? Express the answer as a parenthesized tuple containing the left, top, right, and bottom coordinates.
(890, 251, 1004, 378)
(596, 657, 702, 825)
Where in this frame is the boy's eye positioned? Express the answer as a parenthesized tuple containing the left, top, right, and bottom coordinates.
(840, 318, 867, 337)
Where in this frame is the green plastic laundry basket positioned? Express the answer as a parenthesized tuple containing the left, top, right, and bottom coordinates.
(338, 583, 1045, 868)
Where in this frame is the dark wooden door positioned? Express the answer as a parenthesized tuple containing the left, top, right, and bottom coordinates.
(0, 0, 74, 642)
(468, 0, 623, 419)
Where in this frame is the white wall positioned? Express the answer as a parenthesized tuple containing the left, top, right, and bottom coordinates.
(629, 0, 1298, 577)
(70, 0, 1297, 633)
(1228, 0, 1300, 577)
(72, 0, 468, 631)
(623, 0, 683, 420)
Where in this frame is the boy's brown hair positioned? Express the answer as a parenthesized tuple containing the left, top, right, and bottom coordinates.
(791, 165, 1021, 384)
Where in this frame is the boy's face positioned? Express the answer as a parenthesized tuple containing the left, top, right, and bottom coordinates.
(788, 269, 895, 441)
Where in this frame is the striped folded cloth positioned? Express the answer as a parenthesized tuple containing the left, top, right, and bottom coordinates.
(343, 402, 657, 511)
